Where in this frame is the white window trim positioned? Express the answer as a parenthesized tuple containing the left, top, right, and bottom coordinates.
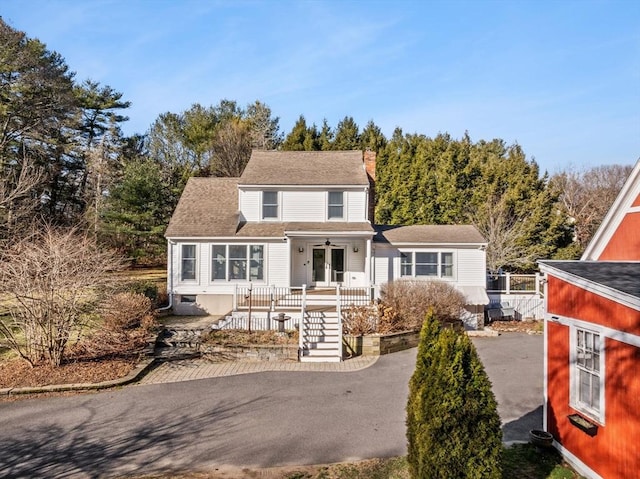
(261, 191, 279, 221)
(569, 324, 605, 424)
(327, 191, 345, 220)
(180, 244, 198, 283)
(209, 244, 267, 284)
(399, 250, 456, 281)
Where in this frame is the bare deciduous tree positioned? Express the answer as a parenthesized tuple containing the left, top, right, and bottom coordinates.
(0, 226, 126, 367)
(210, 119, 252, 177)
(550, 164, 632, 250)
(470, 197, 546, 274)
(0, 151, 44, 239)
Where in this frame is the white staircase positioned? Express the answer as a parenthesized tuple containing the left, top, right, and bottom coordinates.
(299, 292, 342, 363)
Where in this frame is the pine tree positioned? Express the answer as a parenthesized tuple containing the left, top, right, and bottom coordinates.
(406, 313, 502, 478)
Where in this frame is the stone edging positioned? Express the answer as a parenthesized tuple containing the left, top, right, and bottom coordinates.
(0, 358, 159, 396)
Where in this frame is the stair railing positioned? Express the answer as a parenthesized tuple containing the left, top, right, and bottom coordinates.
(336, 284, 343, 361)
(298, 283, 307, 360)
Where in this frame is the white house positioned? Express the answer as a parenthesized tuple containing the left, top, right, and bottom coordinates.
(165, 150, 489, 361)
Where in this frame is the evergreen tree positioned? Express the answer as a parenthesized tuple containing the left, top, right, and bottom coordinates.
(360, 120, 387, 153)
(281, 115, 320, 151)
(332, 116, 360, 150)
(406, 313, 502, 479)
(318, 119, 334, 151)
(100, 156, 170, 264)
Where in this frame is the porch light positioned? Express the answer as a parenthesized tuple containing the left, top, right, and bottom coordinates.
(298, 247, 304, 253)
(353, 246, 359, 253)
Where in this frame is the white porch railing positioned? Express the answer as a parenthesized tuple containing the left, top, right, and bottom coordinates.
(486, 273, 543, 296)
(233, 284, 374, 311)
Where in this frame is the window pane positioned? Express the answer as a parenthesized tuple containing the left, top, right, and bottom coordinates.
(250, 245, 264, 281)
(401, 253, 412, 276)
(212, 245, 226, 280)
(416, 252, 437, 264)
(262, 191, 278, 218)
(416, 264, 438, 276)
(229, 245, 247, 280)
(328, 192, 343, 218)
(579, 370, 590, 404)
(415, 253, 438, 277)
(181, 245, 196, 281)
(441, 252, 454, 277)
(593, 380, 600, 409)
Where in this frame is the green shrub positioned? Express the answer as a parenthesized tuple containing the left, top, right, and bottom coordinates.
(406, 313, 502, 478)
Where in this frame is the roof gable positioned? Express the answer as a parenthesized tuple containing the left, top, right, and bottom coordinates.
(239, 150, 369, 186)
(582, 160, 640, 260)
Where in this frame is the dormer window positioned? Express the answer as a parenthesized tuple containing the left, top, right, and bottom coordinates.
(262, 191, 278, 219)
(328, 191, 344, 219)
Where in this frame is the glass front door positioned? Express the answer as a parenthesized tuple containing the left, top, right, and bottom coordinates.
(312, 248, 326, 283)
(311, 247, 345, 286)
(330, 248, 344, 283)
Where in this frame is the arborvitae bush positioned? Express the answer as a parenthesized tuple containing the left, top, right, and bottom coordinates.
(406, 312, 502, 478)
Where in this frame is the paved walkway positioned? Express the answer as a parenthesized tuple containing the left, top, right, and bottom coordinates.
(139, 355, 379, 385)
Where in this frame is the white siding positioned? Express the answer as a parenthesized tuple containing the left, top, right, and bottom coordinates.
(267, 242, 289, 286)
(373, 246, 397, 284)
(239, 189, 261, 221)
(290, 239, 308, 286)
(456, 248, 486, 286)
(282, 191, 325, 221)
(372, 246, 486, 288)
(346, 242, 366, 286)
(347, 190, 367, 222)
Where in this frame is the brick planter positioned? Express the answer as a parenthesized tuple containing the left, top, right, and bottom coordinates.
(343, 330, 420, 357)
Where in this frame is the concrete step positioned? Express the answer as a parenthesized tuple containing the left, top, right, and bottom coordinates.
(300, 353, 341, 363)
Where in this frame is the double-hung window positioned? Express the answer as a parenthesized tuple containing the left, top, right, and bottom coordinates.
(400, 251, 454, 279)
(328, 192, 344, 219)
(181, 244, 197, 281)
(262, 191, 278, 219)
(211, 245, 264, 282)
(572, 327, 603, 421)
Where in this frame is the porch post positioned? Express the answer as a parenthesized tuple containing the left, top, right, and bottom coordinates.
(365, 238, 372, 285)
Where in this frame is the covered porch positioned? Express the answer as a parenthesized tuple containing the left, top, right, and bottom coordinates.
(284, 223, 375, 289)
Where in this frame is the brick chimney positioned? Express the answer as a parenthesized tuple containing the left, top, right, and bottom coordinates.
(364, 149, 376, 223)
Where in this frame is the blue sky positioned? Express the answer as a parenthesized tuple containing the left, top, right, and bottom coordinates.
(2, 0, 639, 174)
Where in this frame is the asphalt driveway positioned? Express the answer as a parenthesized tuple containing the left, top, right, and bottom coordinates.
(0, 332, 542, 478)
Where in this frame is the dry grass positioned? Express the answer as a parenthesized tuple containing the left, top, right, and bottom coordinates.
(201, 329, 298, 346)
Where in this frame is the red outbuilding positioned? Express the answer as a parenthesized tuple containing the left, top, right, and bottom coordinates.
(539, 160, 640, 479)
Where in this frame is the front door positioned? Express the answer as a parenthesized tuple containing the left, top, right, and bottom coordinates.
(311, 247, 345, 286)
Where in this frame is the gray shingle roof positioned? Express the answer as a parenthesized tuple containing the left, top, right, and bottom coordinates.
(165, 177, 240, 238)
(374, 225, 487, 245)
(165, 178, 375, 238)
(539, 261, 640, 299)
(240, 150, 369, 186)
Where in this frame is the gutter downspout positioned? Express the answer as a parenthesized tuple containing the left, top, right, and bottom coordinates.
(157, 239, 174, 312)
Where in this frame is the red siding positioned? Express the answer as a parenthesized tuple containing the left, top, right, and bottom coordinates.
(546, 277, 640, 478)
(598, 211, 640, 260)
(547, 276, 640, 336)
(547, 333, 640, 478)
(632, 192, 640, 208)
